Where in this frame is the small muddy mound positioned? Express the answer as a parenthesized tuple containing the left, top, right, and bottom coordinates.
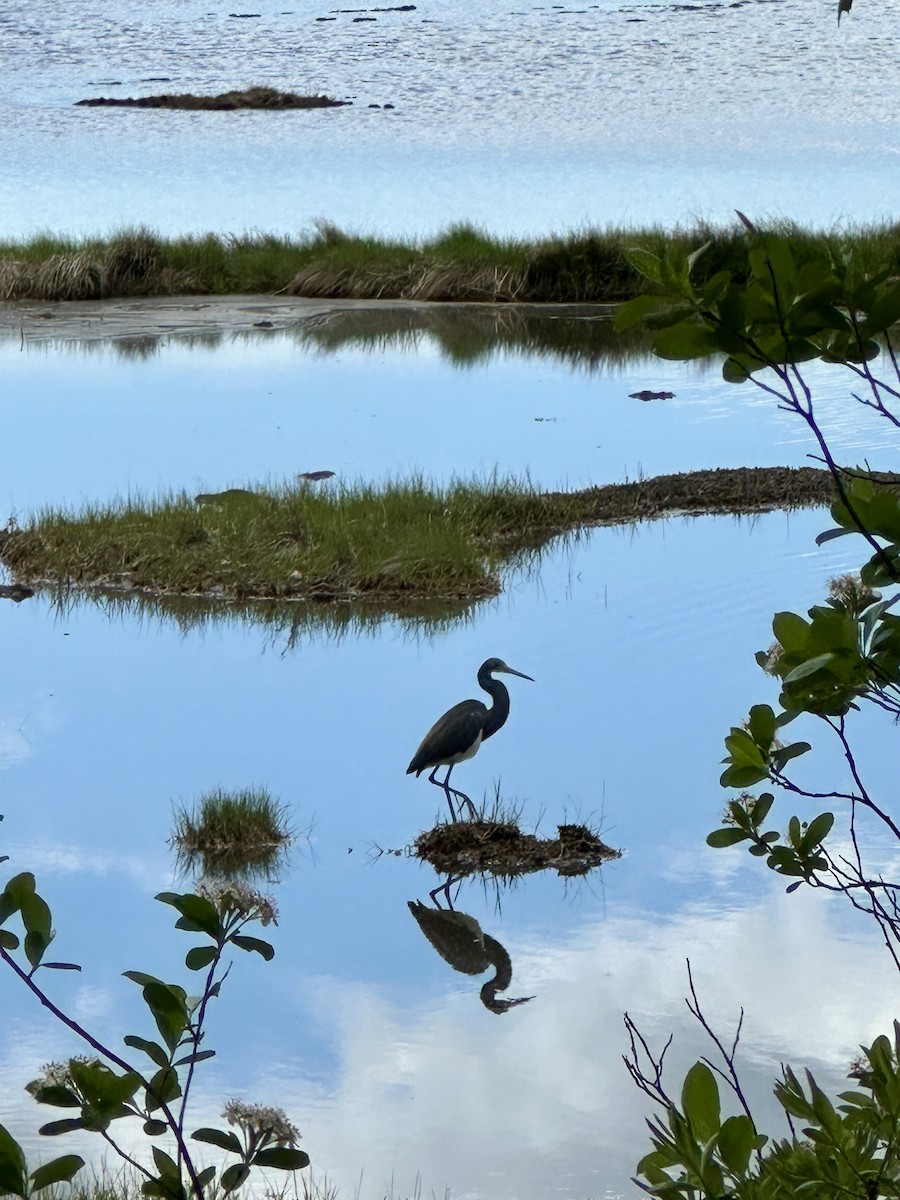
(414, 820, 621, 880)
(76, 87, 349, 110)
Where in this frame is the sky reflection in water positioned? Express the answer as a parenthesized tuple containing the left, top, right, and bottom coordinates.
(1, 478, 898, 1197)
(1, 310, 897, 521)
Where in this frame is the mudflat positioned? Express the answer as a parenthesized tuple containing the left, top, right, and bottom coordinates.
(0, 294, 429, 345)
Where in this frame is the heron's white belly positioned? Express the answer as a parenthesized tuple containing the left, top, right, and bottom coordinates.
(446, 731, 482, 765)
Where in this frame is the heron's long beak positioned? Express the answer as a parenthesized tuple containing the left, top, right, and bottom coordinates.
(503, 665, 535, 682)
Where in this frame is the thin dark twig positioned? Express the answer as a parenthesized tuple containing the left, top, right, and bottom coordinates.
(100, 1129, 154, 1183)
(623, 1011, 674, 1109)
(685, 959, 757, 1132)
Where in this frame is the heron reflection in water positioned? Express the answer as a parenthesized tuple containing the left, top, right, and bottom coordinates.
(408, 896, 534, 1014)
(406, 658, 534, 820)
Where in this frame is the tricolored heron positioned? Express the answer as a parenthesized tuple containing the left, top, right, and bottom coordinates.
(406, 657, 534, 819)
(408, 899, 534, 1013)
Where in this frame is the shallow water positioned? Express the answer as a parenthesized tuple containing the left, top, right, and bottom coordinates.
(3, 0, 900, 237)
(1, 310, 897, 518)
(1, 315, 899, 1198)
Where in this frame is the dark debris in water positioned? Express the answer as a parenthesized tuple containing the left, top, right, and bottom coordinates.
(414, 819, 621, 881)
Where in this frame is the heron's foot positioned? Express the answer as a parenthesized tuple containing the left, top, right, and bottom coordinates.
(449, 790, 477, 819)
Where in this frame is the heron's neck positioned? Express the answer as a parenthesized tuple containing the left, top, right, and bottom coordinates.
(479, 675, 510, 741)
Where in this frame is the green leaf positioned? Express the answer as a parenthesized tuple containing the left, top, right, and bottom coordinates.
(68, 1061, 141, 1113)
(145, 1068, 181, 1112)
(230, 935, 275, 961)
(613, 293, 670, 332)
(155, 892, 222, 938)
(716, 1115, 754, 1175)
(681, 1062, 721, 1141)
(624, 247, 663, 284)
(800, 812, 835, 852)
(141, 1181, 184, 1200)
(706, 828, 749, 849)
(30, 1156, 85, 1192)
(720, 764, 769, 789)
(772, 611, 810, 652)
(751, 793, 775, 825)
(0, 930, 19, 950)
(192, 1127, 243, 1155)
(123, 1036, 170, 1069)
(653, 322, 721, 361)
(173, 1049, 215, 1068)
(19, 892, 51, 942)
(26, 1084, 80, 1108)
(252, 1148, 310, 1171)
(771, 742, 811, 768)
(861, 283, 900, 334)
(24, 929, 50, 971)
(815, 526, 852, 546)
(37, 1118, 86, 1137)
(143, 1120, 168, 1136)
(185, 945, 217, 972)
(686, 241, 712, 273)
(142, 982, 189, 1052)
(782, 653, 840, 684)
(221, 1164, 251, 1193)
(152, 1148, 181, 1184)
(0, 1124, 28, 1198)
(748, 704, 776, 750)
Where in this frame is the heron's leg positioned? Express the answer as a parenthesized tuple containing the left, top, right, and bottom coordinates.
(439, 768, 480, 816)
(444, 766, 476, 818)
(443, 766, 479, 819)
(428, 766, 458, 820)
(456, 795, 478, 819)
(429, 874, 463, 907)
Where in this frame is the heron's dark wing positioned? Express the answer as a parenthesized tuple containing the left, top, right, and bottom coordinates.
(407, 901, 489, 973)
(406, 699, 489, 773)
(837, 0, 851, 21)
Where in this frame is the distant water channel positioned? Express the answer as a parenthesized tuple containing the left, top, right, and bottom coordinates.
(3, 0, 900, 237)
(1, 307, 899, 1199)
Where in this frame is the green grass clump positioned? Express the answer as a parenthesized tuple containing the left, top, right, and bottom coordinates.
(171, 786, 294, 880)
(0, 469, 847, 612)
(3, 219, 900, 303)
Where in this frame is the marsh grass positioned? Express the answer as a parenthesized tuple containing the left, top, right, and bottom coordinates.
(171, 786, 294, 881)
(76, 86, 347, 111)
(0, 468, 845, 608)
(2, 219, 899, 302)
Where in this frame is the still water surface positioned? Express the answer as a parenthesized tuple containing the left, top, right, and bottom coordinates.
(3, 0, 900, 237)
(1, 311, 899, 1197)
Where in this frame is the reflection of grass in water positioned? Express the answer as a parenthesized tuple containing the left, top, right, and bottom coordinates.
(171, 786, 294, 882)
(41, 585, 484, 648)
(291, 303, 653, 374)
(18, 303, 657, 377)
